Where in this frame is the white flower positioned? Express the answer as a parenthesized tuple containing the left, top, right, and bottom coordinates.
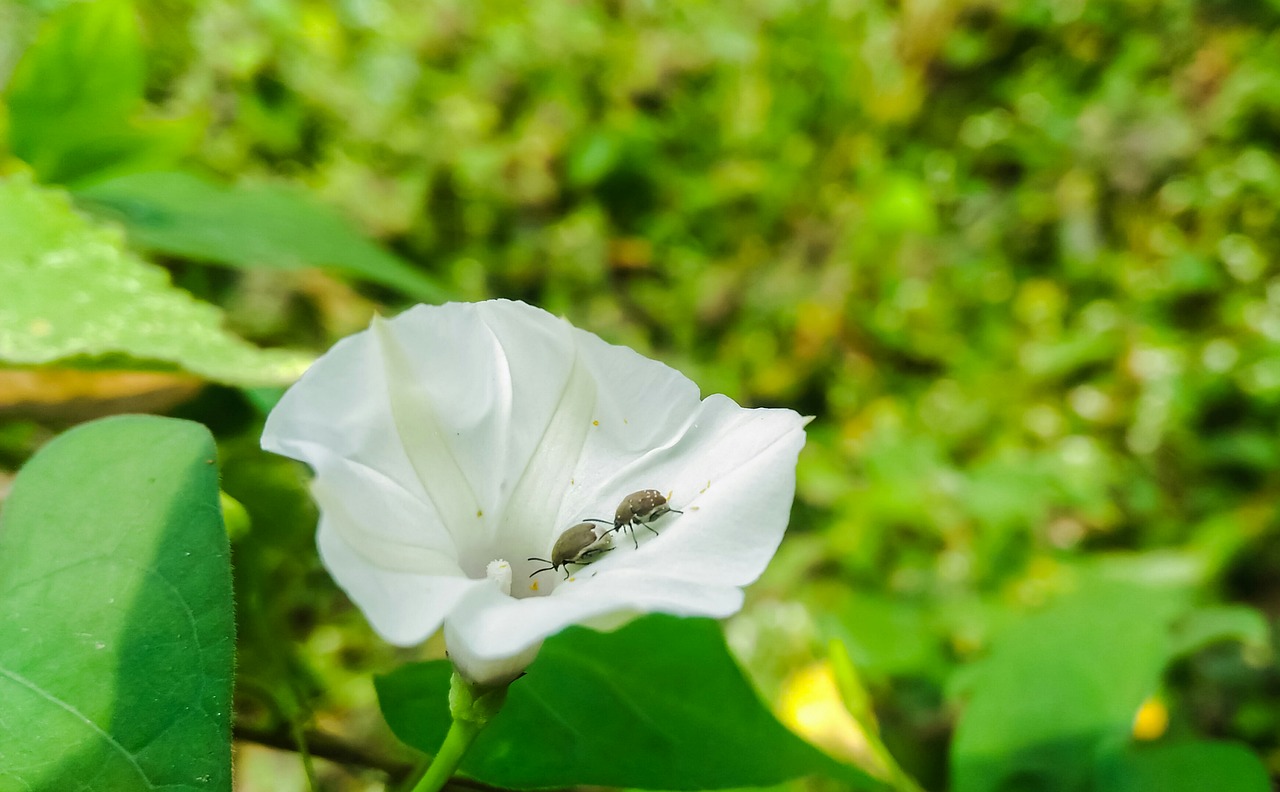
(262, 300, 807, 685)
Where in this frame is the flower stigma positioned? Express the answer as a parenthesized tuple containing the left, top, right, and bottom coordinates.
(486, 559, 512, 597)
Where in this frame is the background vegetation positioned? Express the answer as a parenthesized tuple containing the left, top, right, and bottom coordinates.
(1, 0, 1278, 789)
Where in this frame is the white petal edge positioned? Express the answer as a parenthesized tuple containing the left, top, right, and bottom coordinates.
(548, 395, 808, 588)
(442, 567, 744, 676)
(449, 398, 805, 667)
(317, 517, 485, 646)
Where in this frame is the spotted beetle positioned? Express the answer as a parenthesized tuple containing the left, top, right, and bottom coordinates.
(528, 522, 614, 580)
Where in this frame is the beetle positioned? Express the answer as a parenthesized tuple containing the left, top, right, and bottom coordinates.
(587, 489, 684, 549)
(528, 522, 614, 580)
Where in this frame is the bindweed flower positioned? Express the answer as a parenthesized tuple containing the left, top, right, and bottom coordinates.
(263, 300, 807, 685)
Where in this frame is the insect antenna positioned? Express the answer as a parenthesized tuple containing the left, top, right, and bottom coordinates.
(527, 556, 556, 577)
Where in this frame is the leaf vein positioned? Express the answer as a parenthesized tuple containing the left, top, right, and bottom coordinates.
(0, 665, 154, 789)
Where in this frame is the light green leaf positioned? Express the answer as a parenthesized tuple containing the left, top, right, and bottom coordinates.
(0, 172, 311, 385)
(75, 171, 451, 301)
(950, 569, 1193, 792)
(0, 415, 234, 791)
(377, 615, 883, 791)
(3, 0, 191, 185)
(1094, 741, 1270, 792)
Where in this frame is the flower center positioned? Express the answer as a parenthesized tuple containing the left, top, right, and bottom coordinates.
(485, 558, 512, 597)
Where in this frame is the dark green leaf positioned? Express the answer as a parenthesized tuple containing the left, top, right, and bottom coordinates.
(377, 615, 881, 791)
(74, 171, 451, 302)
(0, 415, 234, 791)
(1094, 741, 1270, 792)
(0, 173, 311, 385)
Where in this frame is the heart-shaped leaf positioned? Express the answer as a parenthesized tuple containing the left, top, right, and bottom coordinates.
(377, 615, 882, 791)
(950, 564, 1195, 792)
(0, 415, 234, 791)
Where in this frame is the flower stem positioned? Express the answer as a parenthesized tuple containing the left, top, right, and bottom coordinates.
(403, 671, 510, 792)
(405, 716, 476, 792)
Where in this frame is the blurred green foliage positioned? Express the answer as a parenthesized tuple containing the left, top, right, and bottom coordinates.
(2, 0, 1280, 789)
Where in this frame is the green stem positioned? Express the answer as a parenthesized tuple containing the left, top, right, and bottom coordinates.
(401, 671, 511, 792)
(290, 718, 320, 792)
(406, 715, 479, 792)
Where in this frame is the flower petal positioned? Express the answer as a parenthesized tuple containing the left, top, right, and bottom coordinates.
(443, 616, 543, 686)
(539, 328, 705, 544)
(471, 304, 598, 566)
(570, 327, 703, 454)
(265, 301, 611, 640)
(444, 567, 743, 676)
(262, 313, 439, 533)
(547, 341, 808, 589)
(577, 398, 808, 587)
(265, 301, 598, 569)
(317, 517, 484, 646)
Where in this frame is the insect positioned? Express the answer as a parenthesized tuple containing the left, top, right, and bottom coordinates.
(588, 489, 684, 549)
(528, 522, 614, 580)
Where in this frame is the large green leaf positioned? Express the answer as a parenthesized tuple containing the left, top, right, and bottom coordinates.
(0, 415, 234, 791)
(377, 615, 881, 791)
(3, 0, 192, 185)
(0, 173, 310, 385)
(1094, 741, 1271, 792)
(949, 566, 1194, 792)
(75, 171, 450, 301)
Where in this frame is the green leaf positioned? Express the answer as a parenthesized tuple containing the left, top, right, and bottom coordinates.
(823, 591, 944, 680)
(1094, 741, 1271, 792)
(376, 615, 882, 791)
(1167, 605, 1271, 660)
(0, 172, 311, 385)
(3, 0, 191, 185)
(74, 171, 451, 301)
(950, 568, 1193, 792)
(0, 415, 234, 791)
